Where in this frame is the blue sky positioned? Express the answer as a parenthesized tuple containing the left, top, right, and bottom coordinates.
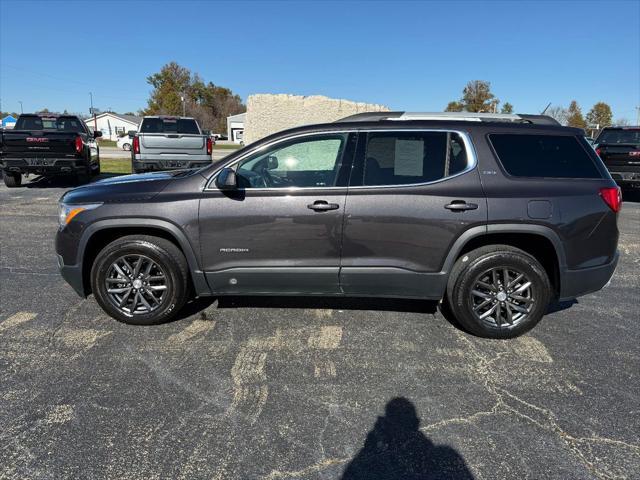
(1, 0, 638, 121)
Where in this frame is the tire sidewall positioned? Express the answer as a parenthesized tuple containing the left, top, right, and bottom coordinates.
(91, 240, 185, 325)
(452, 250, 551, 338)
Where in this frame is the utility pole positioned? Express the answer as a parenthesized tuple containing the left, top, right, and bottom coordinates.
(181, 95, 186, 116)
(89, 92, 97, 132)
(636, 106, 640, 126)
(19, 101, 23, 114)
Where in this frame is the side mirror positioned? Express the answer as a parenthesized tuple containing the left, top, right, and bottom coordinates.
(266, 155, 278, 170)
(216, 167, 237, 190)
(127, 130, 136, 139)
(93, 130, 103, 138)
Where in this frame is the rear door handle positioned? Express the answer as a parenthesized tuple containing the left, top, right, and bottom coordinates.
(307, 200, 340, 211)
(445, 201, 478, 211)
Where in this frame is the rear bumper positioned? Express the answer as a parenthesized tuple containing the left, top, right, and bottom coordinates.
(1, 157, 87, 175)
(559, 251, 619, 301)
(133, 159, 212, 171)
(609, 170, 640, 185)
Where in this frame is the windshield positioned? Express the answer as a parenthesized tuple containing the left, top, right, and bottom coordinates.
(140, 118, 200, 134)
(596, 129, 640, 145)
(15, 115, 86, 132)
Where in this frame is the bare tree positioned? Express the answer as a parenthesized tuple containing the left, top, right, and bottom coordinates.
(613, 118, 630, 126)
(546, 105, 569, 125)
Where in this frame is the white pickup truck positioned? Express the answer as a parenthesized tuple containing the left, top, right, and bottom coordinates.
(131, 116, 212, 173)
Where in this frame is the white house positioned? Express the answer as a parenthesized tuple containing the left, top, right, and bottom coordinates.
(86, 112, 141, 140)
(227, 112, 246, 144)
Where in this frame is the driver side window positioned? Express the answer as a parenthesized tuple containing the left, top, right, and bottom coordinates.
(236, 134, 347, 189)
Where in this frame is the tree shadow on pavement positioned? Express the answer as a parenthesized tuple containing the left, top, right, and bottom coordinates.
(215, 296, 438, 314)
(341, 397, 474, 480)
(21, 173, 125, 189)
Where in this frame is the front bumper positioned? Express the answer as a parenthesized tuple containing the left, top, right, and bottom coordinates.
(57, 253, 86, 297)
(559, 251, 619, 301)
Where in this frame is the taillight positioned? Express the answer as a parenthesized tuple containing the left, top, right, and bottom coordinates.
(206, 137, 213, 155)
(595, 147, 602, 157)
(133, 136, 140, 154)
(600, 187, 622, 213)
(74, 136, 83, 154)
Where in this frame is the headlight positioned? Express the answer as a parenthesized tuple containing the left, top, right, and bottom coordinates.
(58, 202, 102, 227)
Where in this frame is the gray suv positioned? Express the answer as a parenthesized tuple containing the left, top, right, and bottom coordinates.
(55, 112, 621, 338)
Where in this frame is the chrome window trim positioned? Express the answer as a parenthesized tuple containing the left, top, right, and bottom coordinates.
(204, 128, 477, 192)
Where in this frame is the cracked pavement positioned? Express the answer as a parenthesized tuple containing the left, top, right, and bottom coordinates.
(1, 179, 639, 479)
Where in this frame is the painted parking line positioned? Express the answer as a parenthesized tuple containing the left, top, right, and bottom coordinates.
(0, 312, 37, 334)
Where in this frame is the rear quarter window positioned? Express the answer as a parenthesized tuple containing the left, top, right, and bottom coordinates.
(489, 134, 602, 179)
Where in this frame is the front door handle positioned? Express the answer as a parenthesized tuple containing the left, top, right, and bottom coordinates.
(445, 200, 478, 211)
(307, 200, 340, 211)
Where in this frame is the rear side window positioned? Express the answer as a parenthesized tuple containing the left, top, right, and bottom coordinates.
(489, 134, 601, 179)
(361, 131, 470, 186)
(140, 118, 200, 134)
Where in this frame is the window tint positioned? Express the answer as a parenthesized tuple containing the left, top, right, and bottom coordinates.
(596, 128, 640, 146)
(236, 134, 347, 188)
(140, 118, 200, 134)
(489, 134, 602, 179)
(362, 131, 469, 186)
(15, 115, 85, 132)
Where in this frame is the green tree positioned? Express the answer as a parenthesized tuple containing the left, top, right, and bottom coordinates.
(501, 102, 514, 114)
(566, 101, 587, 129)
(144, 62, 192, 116)
(144, 62, 245, 132)
(586, 102, 613, 128)
(461, 80, 497, 112)
(444, 101, 464, 112)
(444, 80, 501, 113)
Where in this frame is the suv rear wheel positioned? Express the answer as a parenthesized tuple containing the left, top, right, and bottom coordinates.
(90, 235, 190, 325)
(446, 245, 552, 339)
(3, 172, 22, 188)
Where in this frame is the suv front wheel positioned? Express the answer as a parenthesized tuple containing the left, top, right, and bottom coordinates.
(90, 235, 190, 325)
(446, 245, 552, 339)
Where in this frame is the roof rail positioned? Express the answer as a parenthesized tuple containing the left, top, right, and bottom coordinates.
(338, 111, 560, 126)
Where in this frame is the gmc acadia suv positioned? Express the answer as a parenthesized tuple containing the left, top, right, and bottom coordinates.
(55, 112, 621, 338)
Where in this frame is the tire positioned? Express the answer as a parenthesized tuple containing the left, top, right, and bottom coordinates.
(446, 245, 552, 339)
(76, 166, 91, 184)
(90, 235, 190, 325)
(123, 143, 131, 151)
(3, 172, 22, 188)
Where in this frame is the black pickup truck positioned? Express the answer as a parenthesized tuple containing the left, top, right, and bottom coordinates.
(595, 126, 640, 189)
(0, 113, 102, 187)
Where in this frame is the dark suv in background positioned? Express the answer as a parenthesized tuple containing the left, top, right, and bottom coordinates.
(594, 126, 640, 189)
(55, 112, 621, 338)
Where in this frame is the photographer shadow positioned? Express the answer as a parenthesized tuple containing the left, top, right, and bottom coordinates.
(342, 397, 474, 480)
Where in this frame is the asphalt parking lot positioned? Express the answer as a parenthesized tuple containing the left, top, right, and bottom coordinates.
(1, 178, 639, 479)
